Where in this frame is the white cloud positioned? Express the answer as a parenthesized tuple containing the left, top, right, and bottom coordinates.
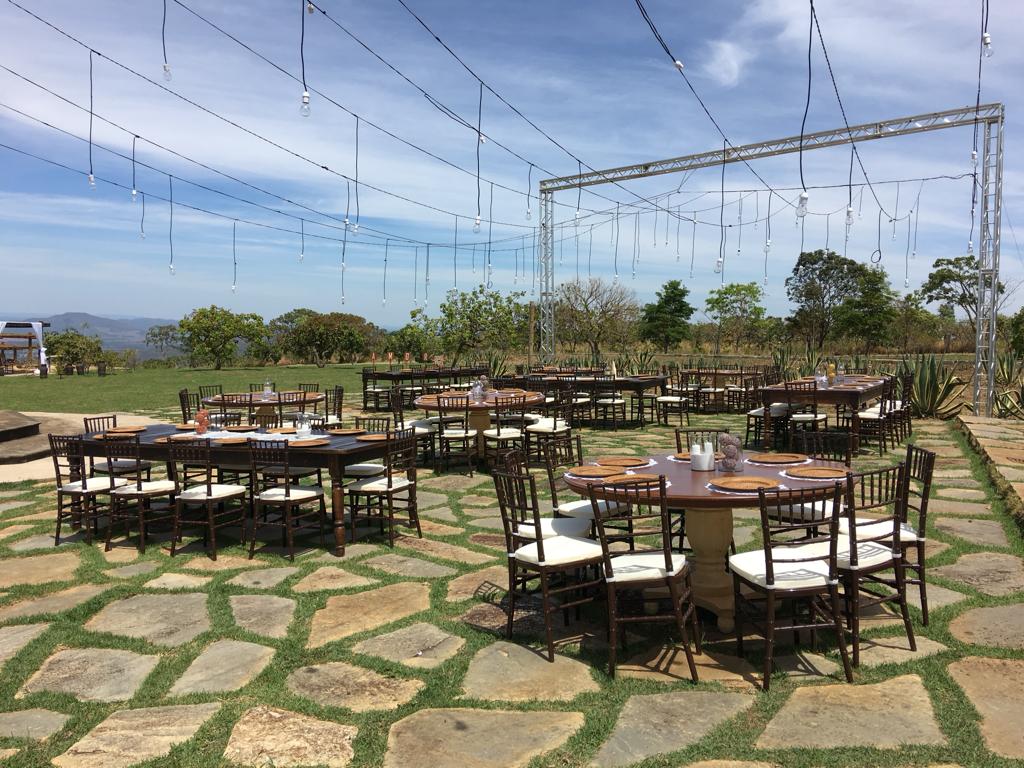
(701, 40, 754, 88)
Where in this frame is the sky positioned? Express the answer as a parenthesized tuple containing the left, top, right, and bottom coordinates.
(0, 0, 1021, 330)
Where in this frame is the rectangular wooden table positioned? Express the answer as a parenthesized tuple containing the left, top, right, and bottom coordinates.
(759, 376, 887, 448)
(80, 425, 390, 556)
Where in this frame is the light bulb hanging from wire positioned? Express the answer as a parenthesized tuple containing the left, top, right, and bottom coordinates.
(525, 163, 533, 221)
(161, 0, 171, 81)
(983, 31, 993, 58)
(139, 191, 146, 239)
(382, 239, 389, 307)
(351, 116, 360, 235)
(130, 135, 138, 201)
(167, 175, 175, 275)
(299, 0, 311, 116)
(298, 219, 305, 262)
(231, 220, 237, 293)
(340, 226, 347, 305)
(87, 49, 95, 188)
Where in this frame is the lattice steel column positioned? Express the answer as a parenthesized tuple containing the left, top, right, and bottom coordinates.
(539, 189, 556, 362)
(974, 107, 1004, 416)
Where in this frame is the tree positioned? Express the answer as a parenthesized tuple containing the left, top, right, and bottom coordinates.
(177, 305, 265, 369)
(638, 280, 695, 352)
(705, 282, 765, 353)
(386, 322, 439, 360)
(414, 285, 529, 363)
(45, 330, 102, 367)
(268, 308, 319, 362)
(785, 250, 864, 350)
(556, 278, 640, 362)
(892, 293, 938, 352)
(144, 324, 181, 358)
(286, 313, 363, 367)
(833, 266, 898, 353)
(920, 255, 1005, 326)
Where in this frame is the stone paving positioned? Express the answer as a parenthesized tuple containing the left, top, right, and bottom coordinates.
(0, 415, 1021, 767)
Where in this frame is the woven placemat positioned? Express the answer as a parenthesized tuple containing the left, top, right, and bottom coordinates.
(594, 456, 648, 468)
(566, 465, 619, 478)
(356, 433, 389, 442)
(749, 452, 807, 464)
(710, 476, 781, 492)
(674, 451, 724, 461)
(327, 428, 366, 436)
(604, 472, 660, 484)
(786, 466, 847, 480)
(213, 437, 248, 445)
(290, 438, 331, 447)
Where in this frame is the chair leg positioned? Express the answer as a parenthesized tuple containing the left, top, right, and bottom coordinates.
(207, 501, 218, 561)
(506, 562, 517, 639)
(667, 575, 698, 682)
(894, 559, 916, 651)
(829, 583, 854, 683)
(916, 541, 929, 626)
(846, 573, 861, 667)
(762, 590, 776, 691)
(606, 583, 618, 677)
(539, 569, 555, 662)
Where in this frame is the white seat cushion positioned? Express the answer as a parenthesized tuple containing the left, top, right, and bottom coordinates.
(93, 459, 153, 474)
(837, 540, 897, 570)
(857, 410, 885, 420)
(766, 498, 834, 523)
(408, 420, 437, 433)
(656, 395, 686, 403)
(178, 483, 247, 502)
(515, 516, 591, 540)
(556, 498, 626, 520)
(112, 479, 177, 497)
(700, 387, 725, 393)
(526, 420, 569, 434)
(607, 551, 687, 583)
(347, 475, 413, 493)
(443, 428, 478, 439)
(748, 405, 789, 417)
(484, 427, 523, 440)
(395, 421, 433, 437)
(61, 476, 128, 493)
(790, 413, 828, 422)
(344, 463, 385, 477)
(838, 516, 921, 543)
(596, 398, 625, 405)
(729, 543, 836, 590)
(514, 535, 603, 566)
(572, 396, 591, 405)
(364, 386, 388, 392)
(258, 485, 324, 503)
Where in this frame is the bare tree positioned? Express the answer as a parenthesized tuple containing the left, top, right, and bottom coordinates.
(556, 278, 640, 363)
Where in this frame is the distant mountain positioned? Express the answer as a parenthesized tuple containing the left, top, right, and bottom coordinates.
(39, 313, 175, 355)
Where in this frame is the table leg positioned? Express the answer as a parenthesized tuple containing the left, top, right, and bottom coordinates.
(686, 510, 735, 633)
(761, 395, 772, 449)
(329, 462, 346, 556)
(468, 410, 491, 456)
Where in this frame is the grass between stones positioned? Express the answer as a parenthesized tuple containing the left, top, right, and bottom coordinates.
(0, 414, 1020, 767)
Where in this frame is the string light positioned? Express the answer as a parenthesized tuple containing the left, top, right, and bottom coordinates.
(911, 182, 922, 261)
(474, 82, 483, 233)
(753, 191, 759, 230)
(587, 223, 594, 277)
(340, 224, 347, 304)
(983, 31, 993, 58)
(87, 49, 94, 188)
(675, 205, 681, 261)
(486, 181, 494, 288)
(352, 116, 360, 235)
(763, 191, 772, 286)
(716, 141, 725, 279)
(525, 164, 533, 220)
(903, 215, 911, 288)
(130, 135, 138, 200)
(664, 192, 671, 246)
(231, 220, 237, 293)
(688, 213, 696, 279)
(613, 203, 620, 282)
(652, 206, 658, 248)
(343, 179, 350, 229)
(139, 190, 146, 239)
(161, 0, 172, 81)
(413, 246, 419, 305)
(299, 0, 310, 116)
(298, 219, 305, 262)
(382, 239, 389, 307)
(575, 160, 582, 220)
(452, 215, 458, 288)
(824, 212, 830, 252)
(424, 243, 430, 307)
(167, 175, 175, 275)
(735, 193, 742, 263)
(631, 211, 639, 279)
(892, 181, 900, 240)
(795, 0, 813, 219)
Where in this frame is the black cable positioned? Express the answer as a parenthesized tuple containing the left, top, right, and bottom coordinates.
(452, 215, 458, 288)
(341, 225, 348, 304)
(344, 180, 351, 227)
(425, 243, 430, 305)
(299, 219, 305, 261)
(232, 220, 237, 291)
(613, 203, 620, 279)
(588, 224, 593, 276)
(87, 49, 93, 179)
(383, 239, 389, 306)
(161, 0, 169, 69)
(299, 0, 307, 91)
(764, 192, 772, 282)
(799, 1, 813, 192)
(131, 134, 137, 195)
(718, 141, 726, 279)
(526, 163, 533, 219)
(871, 208, 883, 263)
(413, 246, 418, 304)
(354, 116, 360, 229)
(688, 213, 696, 279)
(168, 175, 174, 273)
(486, 182, 494, 288)
(140, 191, 146, 239)
(476, 83, 483, 225)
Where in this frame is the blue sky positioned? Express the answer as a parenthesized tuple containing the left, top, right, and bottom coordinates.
(0, 0, 1021, 329)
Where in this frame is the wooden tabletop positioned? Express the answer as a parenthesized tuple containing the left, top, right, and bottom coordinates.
(202, 391, 326, 408)
(415, 389, 546, 412)
(563, 452, 848, 509)
(760, 376, 886, 404)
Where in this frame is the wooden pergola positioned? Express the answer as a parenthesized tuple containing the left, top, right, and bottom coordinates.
(0, 321, 51, 373)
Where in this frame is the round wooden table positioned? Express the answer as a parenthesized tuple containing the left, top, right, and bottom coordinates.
(564, 452, 848, 633)
(202, 391, 326, 417)
(414, 388, 546, 453)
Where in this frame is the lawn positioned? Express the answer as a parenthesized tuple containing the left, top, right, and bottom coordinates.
(0, 365, 364, 416)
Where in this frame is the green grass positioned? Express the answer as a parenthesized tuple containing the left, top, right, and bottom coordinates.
(0, 364, 363, 415)
(0, 414, 1021, 767)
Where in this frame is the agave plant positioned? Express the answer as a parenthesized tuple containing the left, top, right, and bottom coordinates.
(996, 351, 1024, 388)
(484, 349, 510, 377)
(797, 344, 823, 378)
(771, 345, 794, 379)
(906, 354, 966, 419)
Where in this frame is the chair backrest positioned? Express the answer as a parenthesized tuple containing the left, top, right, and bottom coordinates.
(250, 439, 293, 496)
(276, 391, 305, 420)
(198, 384, 223, 399)
(251, 413, 282, 430)
(179, 389, 198, 423)
(674, 428, 728, 453)
(102, 434, 147, 491)
(325, 385, 344, 420)
(874, 377, 894, 416)
(903, 444, 936, 533)
(298, 383, 320, 393)
(83, 414, 117, 434)
(784, 380, 818, 413)
(49, 434, 85, 489)
(898, 371, 914, 405)
(355, 415, 391, 433)
(389, 387, 407, 427)
(493, 394, 526, 433)
(796, 430, 854, 467)
(381, 428, 417, 489)
(756, 484, 844, 587)
(843, 463, 906, 565)
(587, 475, 675, 581)
(493, 451, 546, 558)
(541, 433, 583, 510)
(438, 395, 470, 425)
(249, 381, 276, 392)
(167, 438, 214, 494)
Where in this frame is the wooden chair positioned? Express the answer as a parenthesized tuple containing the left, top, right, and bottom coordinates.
(437, 395, 476, 475)
(656, 372, 690, 426)
(494, 452, 603, 661)
(587, 474, 701, 679)
(347, 428, 421, 549)
(856, 377, 895, 455)
(483, 394, 526, 468)
(592, 376, 626, 430)
(249, 382, 276, 393)
(198, 384, 223, 399)
(796, 429, 854, 467)
(361, 368, 390, 411)
(837, 464, 916, 666)
(324, 385, 345, 425)
(167, 438, 248, 560)
(628, 371, 660, 427)
(82, 415, 153, 480)
(784, 380, 828, 448)
(524, 397, 573, 464)
(543, 436, 628, 525)
(674, 428, 729, 454)
(899, 443, 936, 625)
(389, 387, 437, 468)
(178, 388, 200, 424)
(248, 439, 328, 560)
(730, 483, 853, 690)
(50, 434, 123, 545)
(103, 434, 177, 553)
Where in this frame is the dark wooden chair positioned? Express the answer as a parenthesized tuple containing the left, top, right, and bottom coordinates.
(587, 474, 701, 679)
(495, 451, 603, 661)
(730, 483, 853, 690)
(437, 395, 475, 475)
(248, 439, 327, 560)
(103, 434, 177, 553)
(389, 387, 436, 468)
(178, 388, 200, 424)
(342, 417, 390, 481)
(592, 376, 626, 430)
(855, 377, 895, 455)
(796, 429, 855, 467)
(82, 415, 153, 480)
(656, 372, 690, 426)
(524, 397, 573, 464)
(347, 428, 420, 549)
(784, 380, 828, 448)
(324, 385, 345, 425)
(483, 394, 526, 468)
(50, 434, 122, 545)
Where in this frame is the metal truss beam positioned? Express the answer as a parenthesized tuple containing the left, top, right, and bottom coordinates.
(537, 104, 1005, 417)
